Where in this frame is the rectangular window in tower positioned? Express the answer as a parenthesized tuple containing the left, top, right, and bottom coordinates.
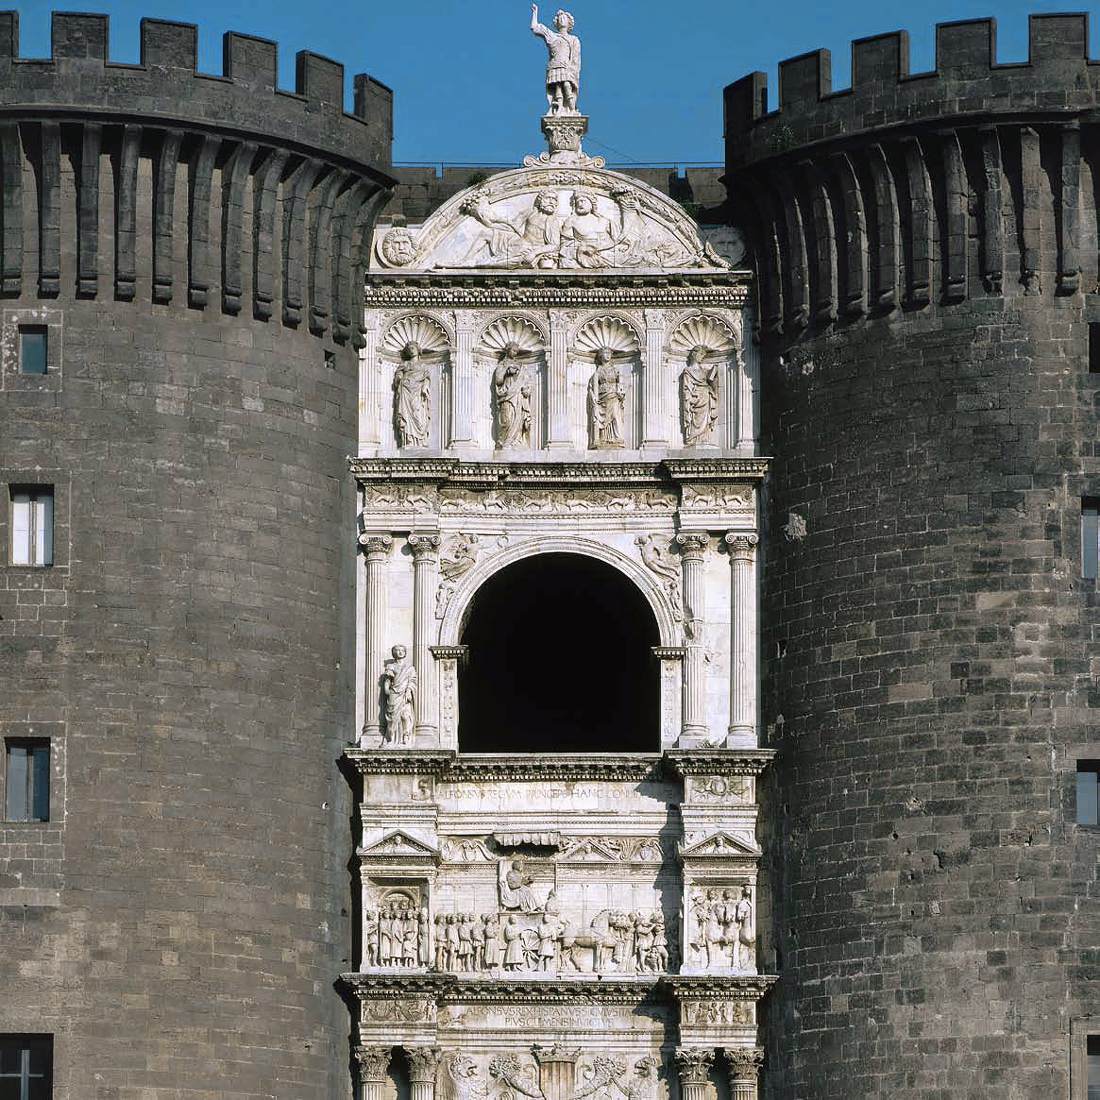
(1089, 323, 1100, 374)
(4, 740, 50, 823)
(1089, 1035, 1100, 1100)
(1083, 500, 1099, 580)
(18, 325, 48, 376)
(9, 488, 53, 567)
(1078, 761, 1100, 826)
(0, 1035, 53, 1099)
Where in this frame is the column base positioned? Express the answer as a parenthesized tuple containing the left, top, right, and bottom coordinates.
(726, 724, 757, 748)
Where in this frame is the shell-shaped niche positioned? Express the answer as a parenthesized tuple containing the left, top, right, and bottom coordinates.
(575, 315, 640, 358)
(382, 315, 450, 358)
(478, 316, 545, 356)
(669, 314, 738, 357)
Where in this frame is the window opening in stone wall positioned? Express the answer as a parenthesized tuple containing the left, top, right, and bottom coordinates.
(4, 740, 50, 823)
(1078, 761, 1100, 826)
(17, 326, 47, 376)
(1089, 1035, 1100, 1100)
(0, 1035, 53, 1099)
(1090, 324, 1100, 374)
(458, 553, 660, 753)
(9, 487, 53, 567)
(1083, 500, 1099, 580)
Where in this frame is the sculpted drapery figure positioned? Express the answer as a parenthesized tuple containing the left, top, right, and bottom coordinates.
(393, 342, 431, 447)
(530, 5, 580, 115)
(589, 348, 626, 448)
(493, 343, 534, 447)
(461, 189, 562, 269)
(681, 345, 721, 445)
(381, 644, 417, 745)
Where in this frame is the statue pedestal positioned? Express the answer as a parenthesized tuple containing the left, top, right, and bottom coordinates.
(524, 113, 605, 168)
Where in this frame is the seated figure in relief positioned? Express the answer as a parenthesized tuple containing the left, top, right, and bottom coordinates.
(498, 858, 542, 912)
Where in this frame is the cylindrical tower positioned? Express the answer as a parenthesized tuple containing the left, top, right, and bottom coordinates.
(0, 12, 391, 1097)
(725, 13, 1098, 1097)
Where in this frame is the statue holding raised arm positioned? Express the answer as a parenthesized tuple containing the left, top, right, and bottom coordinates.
(531, 5, 581, 115)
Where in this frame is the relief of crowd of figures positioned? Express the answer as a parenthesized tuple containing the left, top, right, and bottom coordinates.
(362, 881, 758, 975)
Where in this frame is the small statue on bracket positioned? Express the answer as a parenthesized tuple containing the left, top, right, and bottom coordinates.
(381, 644, 417, 746)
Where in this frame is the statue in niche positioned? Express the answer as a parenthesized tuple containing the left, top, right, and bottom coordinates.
(589, 348, 626, 448)
(493, 344, 534, 448)
(461, 188, 562, 269)
(531, 5, 580, 115)
(381, 644, 416, 745)
(393, 342, 432, 447)
(498, 858, 542, 912)
(681, 345, 721, 446)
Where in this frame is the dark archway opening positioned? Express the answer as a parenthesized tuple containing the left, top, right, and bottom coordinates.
(458, 552, 660, 753)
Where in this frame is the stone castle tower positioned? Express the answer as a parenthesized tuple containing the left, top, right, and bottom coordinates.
(0, 11, 393, 1095)
(0, 8, 1096, 1100)
(724, 13, 1099, 1099)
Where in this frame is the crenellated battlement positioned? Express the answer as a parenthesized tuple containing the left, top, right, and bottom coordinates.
(0, 11, 394, 341)
(0, 11, 393, 171)
(723, 12, 1100, 338)
(725, 13, 1094, 166)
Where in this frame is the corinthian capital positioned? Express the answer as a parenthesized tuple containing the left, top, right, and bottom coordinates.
(724, 1047, 765, 1081)
(674, 1048, 714, 1085)
(354, 1046, 391, 1081)
(405, 1046, 442, 1082)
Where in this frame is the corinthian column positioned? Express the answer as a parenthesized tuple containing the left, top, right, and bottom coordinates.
(724, 1049, 764, 1100)
(360, 534, 393, 744)
(724, 533, 759, 747)
(409, 533, 441, 740)
(676, 533, 710, 743)
(675, 1049, 714, 1100)
(354, 1046, 391, 1100)
(405, 1047, 442, 1100)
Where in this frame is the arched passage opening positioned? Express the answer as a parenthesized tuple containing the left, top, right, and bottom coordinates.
(458, 552, 660, 753)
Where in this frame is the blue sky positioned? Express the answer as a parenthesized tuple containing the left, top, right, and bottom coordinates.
(14, 0, 1099, 165)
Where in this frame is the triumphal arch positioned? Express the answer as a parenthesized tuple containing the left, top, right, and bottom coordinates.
(343, 11, 773, 1098)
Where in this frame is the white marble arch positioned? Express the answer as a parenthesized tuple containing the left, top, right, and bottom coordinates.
(437, 535, 681, 751)
(439, 534, 679, 648)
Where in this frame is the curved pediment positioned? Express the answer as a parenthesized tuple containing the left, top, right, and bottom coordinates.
(374, 166, 730, 275)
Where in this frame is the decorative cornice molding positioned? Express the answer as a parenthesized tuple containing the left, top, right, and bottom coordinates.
(665, 749, 776, 778)
(341, 972, 452, 996)
(442, 977, 666, 1004)
(350, 458, 771, 487)
(345, 749, 456, 775)
(345, 748, 774, 780)
(665, 975, 778, 1000)
(364, 282, 750, 311)
(443, 754, 664, 783)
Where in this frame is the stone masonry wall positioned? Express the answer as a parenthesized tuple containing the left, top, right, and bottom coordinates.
(724, 12, 1100, 1099)
(0, 12, 392, 1098)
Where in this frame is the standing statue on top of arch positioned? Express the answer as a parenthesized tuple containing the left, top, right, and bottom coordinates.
(531, 5, 580, 116)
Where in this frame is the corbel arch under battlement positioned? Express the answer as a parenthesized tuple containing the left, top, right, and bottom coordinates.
(438, 534, 679, 650)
